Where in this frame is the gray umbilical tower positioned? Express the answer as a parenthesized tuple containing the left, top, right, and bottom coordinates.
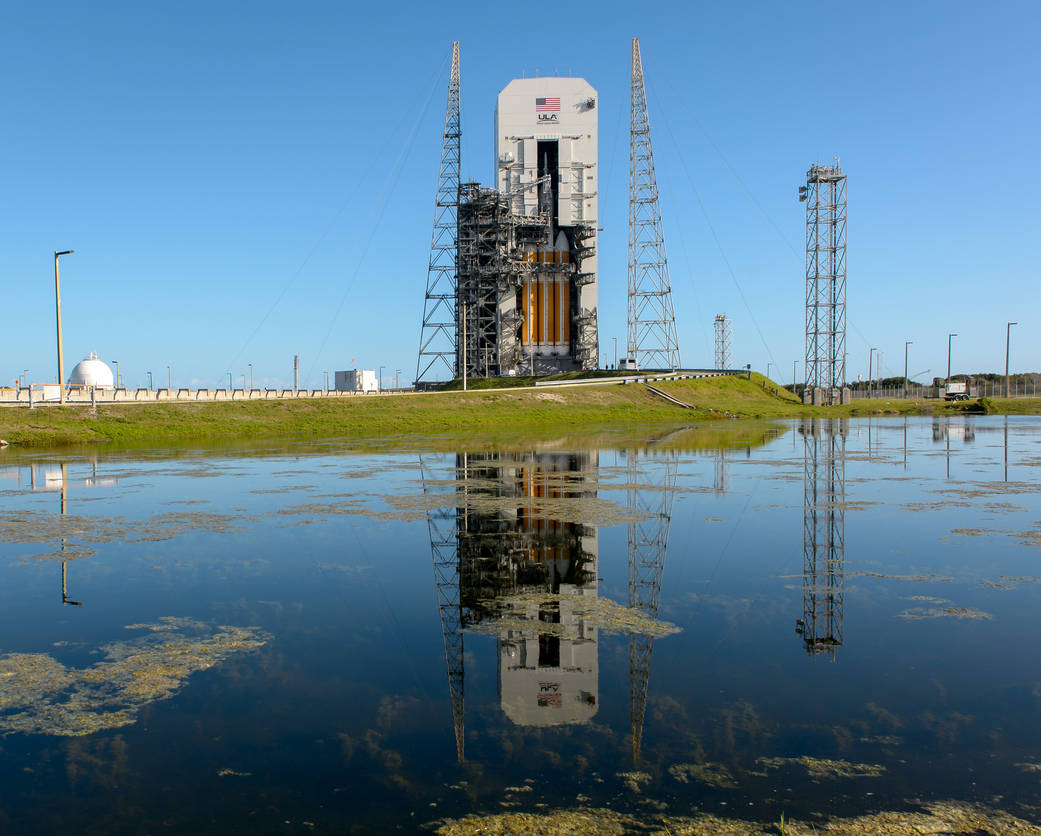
(416, 42, 461, 385)
(627, 38, 680, 371)
(799, 159, 847, 401)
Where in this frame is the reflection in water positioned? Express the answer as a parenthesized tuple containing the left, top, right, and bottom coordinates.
(626, 451, 677, 762)
(424, 449, 676, 763)
(795, 419, 846, 659)
(932, 417, 975, 479)
(0, 460, 118, 609)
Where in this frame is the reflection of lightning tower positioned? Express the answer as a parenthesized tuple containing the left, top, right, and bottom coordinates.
(798, 160, 846, 401)
(713, 314, 731, 370)
(627, 451, 677, 761)
(422, 455, 466, 761)
(415, 42, 461, 385)
(712, 449, 730, 496)
(627, 38, 680, 371)
(795, 419, 846, 659)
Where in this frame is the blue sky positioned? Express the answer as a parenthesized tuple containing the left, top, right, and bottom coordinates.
(2, 0, 1038, 389)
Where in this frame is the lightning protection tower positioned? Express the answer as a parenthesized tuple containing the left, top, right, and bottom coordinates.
(628, 38, 680, 371)
(415, 42, 461, 385)
(799, 159, 846, 402)
(713, 314, 732, 370)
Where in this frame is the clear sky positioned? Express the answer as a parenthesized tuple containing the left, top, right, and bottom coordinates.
(3, 0, 1038, 390)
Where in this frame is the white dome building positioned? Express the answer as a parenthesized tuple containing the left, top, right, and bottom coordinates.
(67, 352, 115, 389)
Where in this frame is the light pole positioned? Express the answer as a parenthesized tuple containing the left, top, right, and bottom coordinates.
(23, 369, 29, 389)
(240, 374, 246, 391)
(147, 371, 153, 391)
(227, 372, 232, 390)
(379, 365, 385, 393)
(323, 371, 329, 392)
(395, 369, 401, 391)
(113, 361, 120, 390)
(167, 365, 171, 391)
(613, 337, 618, 370)
(947, 333, 957, 382)
(249, 363, 253, 390)
(793, 360, 799, 393)
(1006, 322, 1017, 398)
(904, 341, 912, 399)
(54, 250, 74, 403)
(868, 348, 876, 398)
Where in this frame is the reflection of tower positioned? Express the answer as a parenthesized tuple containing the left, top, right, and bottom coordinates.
(713, 449, 730, 496)
(423, 455, 466, 761)
(627, 451, 677, 762)
(795, 419, 846, 658)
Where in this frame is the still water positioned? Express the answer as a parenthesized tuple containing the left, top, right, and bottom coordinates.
(1, 417, 1040, 833)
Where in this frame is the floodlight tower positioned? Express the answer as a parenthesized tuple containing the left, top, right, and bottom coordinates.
(627, 38, 680, 371)
(795, 419, 846, 659)
(798, 160, 846, 402)
(713, 314, 732, 370)
(416, 42, 462, 385)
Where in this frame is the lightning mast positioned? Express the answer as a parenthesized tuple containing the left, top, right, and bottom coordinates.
(416, 42, 462, 385)
(799, 160, 846, 402)
(628, 38, 680, 371)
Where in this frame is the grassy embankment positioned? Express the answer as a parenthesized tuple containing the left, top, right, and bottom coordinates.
(1, 373, 1037, 448)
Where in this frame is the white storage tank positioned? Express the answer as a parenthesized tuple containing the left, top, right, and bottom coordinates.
(67, 352, 114, 389)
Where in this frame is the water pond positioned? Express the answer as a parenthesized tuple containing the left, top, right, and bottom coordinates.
(2, 416, 1041, 834)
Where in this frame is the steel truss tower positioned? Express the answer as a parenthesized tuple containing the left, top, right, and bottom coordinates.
(713, 313, 732, 370)
(416, 42, 462, 385)
(799, 160, 846, 400)
(422, 454, 466, 761)
(628, 38, 680, 371)
(795, 418, 846, 659)
(627, 450, 677, 762)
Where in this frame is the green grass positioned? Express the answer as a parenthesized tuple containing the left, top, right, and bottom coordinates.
(2, 374, 1038, 449)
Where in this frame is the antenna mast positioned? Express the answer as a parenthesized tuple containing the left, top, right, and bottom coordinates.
(416, 42, 461, 385)
(627, 38, 680, 371)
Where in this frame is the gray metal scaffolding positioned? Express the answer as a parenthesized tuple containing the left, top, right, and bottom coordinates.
(795, 418, 846, 659)
(799, 160, 847, 401)
(416, 42, 461, 385)
(713, 313, 732, 370)
(627, 38, 680, 371)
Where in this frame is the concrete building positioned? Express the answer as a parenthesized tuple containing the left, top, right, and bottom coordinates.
(457, 77, 598, 377)
(334, 369, 378, 393)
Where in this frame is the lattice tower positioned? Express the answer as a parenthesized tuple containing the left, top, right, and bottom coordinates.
(799, 160, 846, 398)
(713, 313, 732, 370)
(628, 38, 680, 371)
(627, 450, 677, 762)
(795, 419, 846, 659)
(415, 42, 461, 385)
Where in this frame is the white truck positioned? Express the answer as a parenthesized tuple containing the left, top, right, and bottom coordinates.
(943, 381, 969, 401)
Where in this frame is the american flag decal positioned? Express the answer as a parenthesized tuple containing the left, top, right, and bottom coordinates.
(535, 97, 560, 112)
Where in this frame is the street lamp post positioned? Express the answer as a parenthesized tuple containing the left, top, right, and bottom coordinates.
(1006, 322, 1017, 399)
(379, 365, 385, 393)
(947, 333, 957, 383)
(793, 360, 799, 393)
(612, 337, 617, 370)
(113, 361, 120, 390)
(54, 250, 74, 403)
(323, 371, 329, 392)
(23, 369, 29, 389)
(249, 363, 253, 391)
(227, 372, 232, 390)
(868, 348, 876, 398)
(904, 341, 912, 399)
(167, 365, 171, 391)
(395, 369, 400, 391)
(147, 371, 153, 391)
